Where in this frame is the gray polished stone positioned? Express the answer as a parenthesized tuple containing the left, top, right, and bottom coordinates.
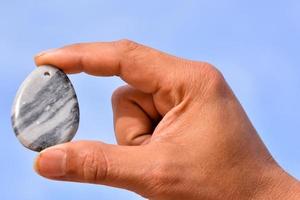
(11, 66, 79, 152)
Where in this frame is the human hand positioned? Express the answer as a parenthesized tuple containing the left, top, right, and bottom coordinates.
(34, 40, 300, 200)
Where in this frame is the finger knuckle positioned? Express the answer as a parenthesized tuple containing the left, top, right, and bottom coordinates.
(111, 85, 130, 106)
(202, 63, 224, 82)
(205, 66, 228, 94)
(189, 62, 228, 96)
(115, 39, 140, 53)
(81, 150, 106, 182)
(122, 126, 145, 146)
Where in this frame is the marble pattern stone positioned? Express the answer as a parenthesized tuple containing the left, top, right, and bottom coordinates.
(11, 66, 79, 152)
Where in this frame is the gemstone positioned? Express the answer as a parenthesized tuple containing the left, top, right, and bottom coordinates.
(11, 66, 79, 152)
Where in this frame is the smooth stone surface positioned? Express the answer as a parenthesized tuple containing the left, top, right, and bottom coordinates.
(11, 66, 79, 152)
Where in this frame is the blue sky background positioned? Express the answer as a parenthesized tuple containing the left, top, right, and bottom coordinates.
(0, 0, 299, 199)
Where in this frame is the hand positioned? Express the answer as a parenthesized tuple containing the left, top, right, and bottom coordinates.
(34, 40, 300, 200)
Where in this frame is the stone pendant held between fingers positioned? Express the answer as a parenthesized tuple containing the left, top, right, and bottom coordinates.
(11, 66, 80, 152)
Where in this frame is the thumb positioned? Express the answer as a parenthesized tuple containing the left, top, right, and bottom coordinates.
(34, 141, 157, 195)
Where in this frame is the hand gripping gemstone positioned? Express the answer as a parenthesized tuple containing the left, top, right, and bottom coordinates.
(11, 66, 79, 152)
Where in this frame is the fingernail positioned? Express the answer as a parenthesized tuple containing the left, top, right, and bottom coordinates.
(34, 148, 66, 177)
(35, 48, 58, 58)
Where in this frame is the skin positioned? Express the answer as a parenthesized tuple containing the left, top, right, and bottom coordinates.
(34, 39, 300, 200)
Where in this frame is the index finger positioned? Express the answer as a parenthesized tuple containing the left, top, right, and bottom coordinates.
(35, 39, 180, 93)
